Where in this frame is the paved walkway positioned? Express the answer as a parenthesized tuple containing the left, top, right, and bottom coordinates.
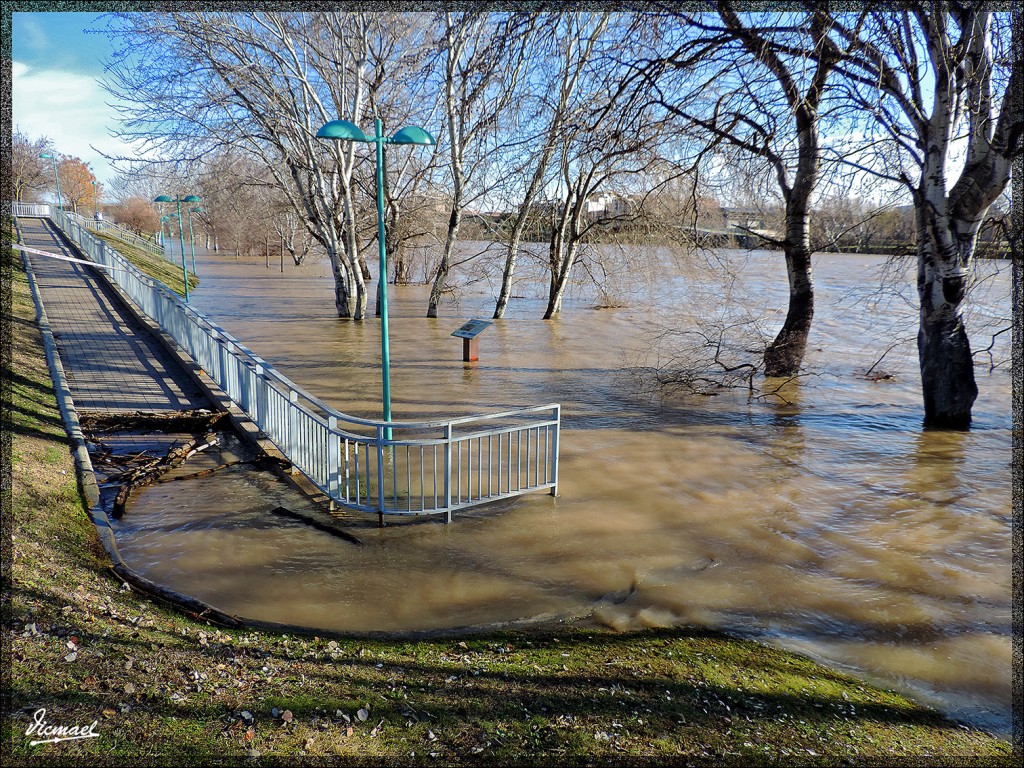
(17, 216, 209, 414)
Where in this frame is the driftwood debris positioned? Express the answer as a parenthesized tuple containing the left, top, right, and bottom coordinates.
(82, 410, 234, 518)
(111, 433, 219, 517)
(81, 409, 227, 435)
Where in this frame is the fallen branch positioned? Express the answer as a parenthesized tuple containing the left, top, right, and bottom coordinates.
(112, 433, 219, 517)
(81, 409, 226, 434)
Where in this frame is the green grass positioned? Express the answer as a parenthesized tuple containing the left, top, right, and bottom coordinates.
(93, 232, 198, 297)
(4, 254, 1014, 765)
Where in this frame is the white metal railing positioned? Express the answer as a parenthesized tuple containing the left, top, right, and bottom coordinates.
(11, 203, 54, 217)
(32, 209, 559, 522)
(11, 204, 167, 259)
(84, 218, 165, 257)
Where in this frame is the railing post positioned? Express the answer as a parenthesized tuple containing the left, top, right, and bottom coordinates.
(444, 424, 453, 523)
(254, 365, 267, 428)
(376, 426, 386, 526)
(219, 341, 230, 398)
(328, 416, 339, 510)
(287, 390, 299, 472)
(550, 405, 560, 496)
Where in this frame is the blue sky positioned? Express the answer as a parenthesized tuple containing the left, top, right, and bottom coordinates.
(12, 12, 131, 189)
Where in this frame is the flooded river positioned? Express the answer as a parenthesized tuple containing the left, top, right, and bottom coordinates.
(114, 243, 1012, 735)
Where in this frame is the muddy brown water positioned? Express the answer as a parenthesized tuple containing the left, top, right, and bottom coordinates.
(113, 243, 1012, 735)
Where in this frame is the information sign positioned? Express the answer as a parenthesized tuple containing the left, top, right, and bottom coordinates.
(451, 319, 492, 339)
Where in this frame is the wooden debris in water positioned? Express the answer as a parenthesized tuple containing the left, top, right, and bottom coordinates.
(80, 409, 226, 435)
(111, 433, 219, 517)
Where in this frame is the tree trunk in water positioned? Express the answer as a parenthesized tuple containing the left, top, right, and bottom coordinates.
(393, 256, 411, 286)
(763, 245, 814, 377)
(428, 207, 460, 318)
(494, 236, 521, 319)
(918, 310, 977, 429)
(328, 246, 352, 319)
(543, 225, 575, 320)
(915, 216, 978, 429)
(543, 284, 565, 320)
(349, 253, 366, 320)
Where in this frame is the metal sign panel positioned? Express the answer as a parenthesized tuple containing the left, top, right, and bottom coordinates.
(451, 319, 492, 339)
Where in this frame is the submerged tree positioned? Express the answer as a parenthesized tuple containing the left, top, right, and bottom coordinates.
(638, 4, 859, 376)
(424, 11, 535, 318)
(491, 12, 610, 319)
(828, 6, 1021, 428)
(102, 10, 435, 319)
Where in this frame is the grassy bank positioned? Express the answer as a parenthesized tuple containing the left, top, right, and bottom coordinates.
(92, 232, 197, 297)
(4, 255, 1014, 765)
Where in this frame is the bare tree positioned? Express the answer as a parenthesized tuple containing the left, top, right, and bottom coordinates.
(492, 13, 609, 319)
(533, 15, 700, 320)
(827, 6, 1021, 428)
(424, 11, 534, 318)
(638, 4, 859, 376)
(11, 129, 54, 203)
(102, 11, 433, 319)
(109, 196, 160, 235)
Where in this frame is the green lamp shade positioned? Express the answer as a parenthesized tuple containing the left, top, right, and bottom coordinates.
(391, 126, 435, 145)
(316, 120, 370, 142)
(182, 195, 201, 203)
(154, 195, 173, 202)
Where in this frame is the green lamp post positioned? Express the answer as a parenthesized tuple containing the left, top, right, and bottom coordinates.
(315, 118, 435, 428)
(159, 214, 175, 249)
(39, 153, 62, 211)
(154, 194, 202, 301)
(186, 205, 203, 275)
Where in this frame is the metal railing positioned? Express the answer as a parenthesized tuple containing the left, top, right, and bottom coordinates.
(11, 203, 54, 217)
(84, 217, 165, 257)
(22, 207, 559, 522)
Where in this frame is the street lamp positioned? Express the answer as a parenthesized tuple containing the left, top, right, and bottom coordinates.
(159, 214, 175, 249)
(154, 194, 202, 302)
(39, 153, 62, 211)
(186, 205, 203, 275)
(315, 118, 435, 427)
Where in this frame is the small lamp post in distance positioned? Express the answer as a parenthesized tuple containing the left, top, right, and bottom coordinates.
(39, 153, 62, 211)
(154, 194, 202, 302)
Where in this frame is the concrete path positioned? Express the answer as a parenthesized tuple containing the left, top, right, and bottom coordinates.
(17, 216, 208, 414)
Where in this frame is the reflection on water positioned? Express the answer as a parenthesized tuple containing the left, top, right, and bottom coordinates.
(116, 245, 1011, 735)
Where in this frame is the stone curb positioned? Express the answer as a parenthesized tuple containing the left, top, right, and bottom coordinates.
(18, 225, 246, 628)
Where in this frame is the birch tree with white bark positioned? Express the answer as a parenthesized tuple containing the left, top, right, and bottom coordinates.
(103, 10, 431, 319)
(424, 11, 535, 318)
(492, 12, 610, 319)
(826, 5, 1021, 428)
(538, 15, 687, 320)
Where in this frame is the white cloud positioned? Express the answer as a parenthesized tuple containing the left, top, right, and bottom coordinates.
(12, 60, 144, 189)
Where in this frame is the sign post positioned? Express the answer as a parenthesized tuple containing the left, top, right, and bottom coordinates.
(451, 319, 492, 362)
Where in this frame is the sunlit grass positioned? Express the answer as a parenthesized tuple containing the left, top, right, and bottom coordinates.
(94, 231, 198, 297)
